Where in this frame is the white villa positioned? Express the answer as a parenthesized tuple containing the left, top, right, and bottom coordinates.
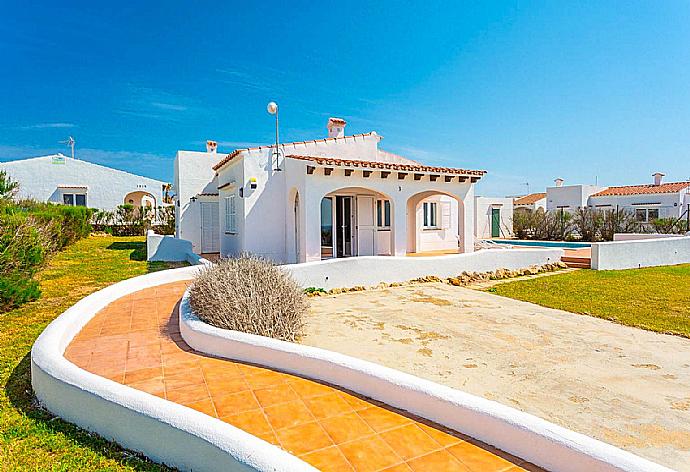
(174, 118, 486, 262)
(513, 192, 546, 212)
(0, 153, 168, 210)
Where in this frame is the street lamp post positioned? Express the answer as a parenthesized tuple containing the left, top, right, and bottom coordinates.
(267, 101, 281, 171)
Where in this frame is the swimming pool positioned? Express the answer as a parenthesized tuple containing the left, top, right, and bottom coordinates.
(490, 239, 592, 249)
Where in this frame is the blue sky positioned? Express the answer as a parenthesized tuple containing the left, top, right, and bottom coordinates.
(2, 1, 690, 196)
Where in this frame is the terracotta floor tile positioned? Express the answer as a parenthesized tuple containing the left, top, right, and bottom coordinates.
(300, 445, 354, 472)
(253, 383, 299, 408)
(379, 423, 443, 461)
(380, 463, 413, 472)
(212, 390, 261, 418)
(162, 350, 198, 366)
(205, 376, 249, 398)
(302, 392, 354, 420)
(166, 384, 210, 404)
(163, 368, 205, 391)
(319, 412, 376, 444)
(357, 406, 413, 433)
(275, 421, 334, 456)
(338, 436, 402, 472)
(288, 377, 334, 399)
(447, 442, 516, 471)
(222, 409, 272, 435)
(338, 391, 373, 411)
(407, 450, 470, 472)
(263, 399, 315, 430)
(124, 366, 163, 384)
(127, 377, 166, 397)
(243, 370, 288, 389)
(252, 429, 281, 446)
(417, 423, 463, 447)
(182, 397, 217, 417)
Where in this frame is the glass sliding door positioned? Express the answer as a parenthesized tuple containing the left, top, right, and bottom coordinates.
(320, 197, 333, 259)
(335, 196, 353, 258)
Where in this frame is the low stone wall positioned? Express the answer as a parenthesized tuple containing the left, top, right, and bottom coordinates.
(285, 248, 563, 290)
(591, 235, 690, 270)
(146, 231, 211, 266)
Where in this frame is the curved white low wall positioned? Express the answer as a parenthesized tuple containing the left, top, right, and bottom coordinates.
(284, 248, 563, 290)
(31, 266, 316, 472)
(180, 290, 672, 472)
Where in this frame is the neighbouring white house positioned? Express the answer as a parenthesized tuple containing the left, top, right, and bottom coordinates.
(174, 118, 486, 261)
(546, 178, 604, 213)
(588, 173, 690, 224)
(513, 192, 546, 212)
(474, 196, 513, 238)
(0, 153, 169, 210)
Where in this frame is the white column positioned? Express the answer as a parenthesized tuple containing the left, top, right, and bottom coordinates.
(392, 198, 408, 256)
(304, 191, 322, 262)
(460, 186, 475, 253)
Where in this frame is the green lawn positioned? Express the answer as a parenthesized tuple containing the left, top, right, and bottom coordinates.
(488, 264, 690, 338)
(0, 235, 182, 471)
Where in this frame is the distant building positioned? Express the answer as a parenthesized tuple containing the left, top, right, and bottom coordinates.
(513, 192, 546, 212)
(474, 196, 513, 239)
(588, 173, 690, 223)
(545, 178, 604, 213)
(0, 153, 168, 210)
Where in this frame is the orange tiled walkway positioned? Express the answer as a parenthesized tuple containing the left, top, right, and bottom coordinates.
(65, 282, 543, 472)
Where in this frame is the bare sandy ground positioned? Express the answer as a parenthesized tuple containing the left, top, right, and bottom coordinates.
(302, 283, 690, 471)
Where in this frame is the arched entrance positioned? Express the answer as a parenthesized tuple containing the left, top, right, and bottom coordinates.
(124, 190, 156, 208)
(406, 190, 464, 255)
(319, 187, 393, 259)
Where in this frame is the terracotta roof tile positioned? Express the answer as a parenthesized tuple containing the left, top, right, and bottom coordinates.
(287, 155, 486, 176)
(514, 192, 546, 205)
(212, 133, 379, 171)
(592, 182, 690, 197)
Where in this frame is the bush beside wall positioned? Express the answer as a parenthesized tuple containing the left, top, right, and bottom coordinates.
(0, 200, 92, 312)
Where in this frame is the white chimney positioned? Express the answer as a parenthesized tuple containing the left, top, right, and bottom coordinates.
(206, 140, 218, 153)
(653, 172, 664, 186)
(327, 117, 347, 138)
(554, 178, 564, 187)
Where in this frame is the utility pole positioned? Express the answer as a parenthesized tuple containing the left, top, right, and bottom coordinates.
(60, 136, 75, 159)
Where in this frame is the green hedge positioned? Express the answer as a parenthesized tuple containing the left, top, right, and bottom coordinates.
(0, 201, 92, 312)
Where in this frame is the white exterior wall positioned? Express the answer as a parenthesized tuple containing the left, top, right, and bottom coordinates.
(591, 235, 690, 270)
(416, 196, 459, 252)
(474, 196, 514, 239)
(0, 155, 165, 210)
(216, 153, 477, 263)
(588, 190, 689, 220)
(174, 150, 223, 253)
(546, 184, 604, 212)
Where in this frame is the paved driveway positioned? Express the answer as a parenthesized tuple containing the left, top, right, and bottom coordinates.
(303, 282, 690, 471)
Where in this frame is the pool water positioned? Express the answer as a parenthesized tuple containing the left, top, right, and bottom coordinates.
(490, 239, 592, 249)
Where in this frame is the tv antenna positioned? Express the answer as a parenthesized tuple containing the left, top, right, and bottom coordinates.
(523, 182, 530, 195)
(59, 136, 76, 159)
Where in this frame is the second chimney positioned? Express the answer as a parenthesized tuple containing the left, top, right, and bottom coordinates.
(653, 172, 665, 186)
(327, 117, 347, 138)
(206, 140, 218, 153)
(554, 178, 564, 187)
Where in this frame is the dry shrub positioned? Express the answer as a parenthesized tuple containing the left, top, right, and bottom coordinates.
(188, 255, 307, 342)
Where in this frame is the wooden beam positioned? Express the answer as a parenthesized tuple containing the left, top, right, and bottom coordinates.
(363, 170, 372, 178)
(429, 174, 439, 182)
(413, 173, 423, 181)
(380, 171, 390, 179)
(470, 176, 480, 183)
(324, 168, 333, 176)
(458, 176, 468, 183)
(306, 166, 315, 175)
(398, 172, 407, 180)
(444, 175, 454, 183)
(344, 169, 353, 176)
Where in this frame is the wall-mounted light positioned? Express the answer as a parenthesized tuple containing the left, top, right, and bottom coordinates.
(249, 177, 258, 190)
(190, 196, 197, 203)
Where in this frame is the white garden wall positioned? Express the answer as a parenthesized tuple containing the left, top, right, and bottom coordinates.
(284, 248, 563, 290)
(179, 291, 671, 472)
(612, 233, 686, 241)
(591, 235, 690, 270)
(31, 266, 314, 472)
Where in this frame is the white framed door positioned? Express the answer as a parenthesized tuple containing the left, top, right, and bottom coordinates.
(356, 196, 376, 256)
(200, 201, 220, 253)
